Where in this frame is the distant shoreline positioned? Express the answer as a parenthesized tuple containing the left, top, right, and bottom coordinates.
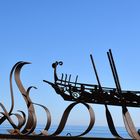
(0, 134, 132, 140)
(0, 125, 132, 139)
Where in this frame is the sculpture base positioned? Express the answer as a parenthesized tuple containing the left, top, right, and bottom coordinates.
(0, 134, 131, 140)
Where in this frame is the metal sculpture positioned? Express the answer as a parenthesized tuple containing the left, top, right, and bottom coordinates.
(0, 49, 139, 139)
(44, 49, 140, 139)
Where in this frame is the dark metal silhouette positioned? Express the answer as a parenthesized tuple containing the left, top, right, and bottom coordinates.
(45, 54, 140, 108)
(0, 50, 140, 139)
(0, 61, 94, 138)
(90, 53, 122, 139)
(44, 49, 140, 139)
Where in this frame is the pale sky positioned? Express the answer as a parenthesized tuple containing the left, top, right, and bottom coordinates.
(0, 0, 140, 127)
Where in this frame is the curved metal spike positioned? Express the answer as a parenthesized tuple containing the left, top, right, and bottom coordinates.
(0, 61, 23, 125)
(105, 104, 122, 139)
(122, 106, 140, 139)
(33, 102, 51, 135)
(47, 102, 95, 136)
(0, 103, 17, 129)
(14, 62, 37, 135)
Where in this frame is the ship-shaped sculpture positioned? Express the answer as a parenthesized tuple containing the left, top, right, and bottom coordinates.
(44, 49, 140, 107)
(43, 49, 140, 139)
(1, 49, 140, 140)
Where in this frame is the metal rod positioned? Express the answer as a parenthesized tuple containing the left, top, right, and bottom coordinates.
(75, 75, 78, 86)
(60, 73, 64, 84)
(90, 54, 102, 89)
(90, 54, 121, 138)
(109, 49, 122, 92)
(107, 52, 120, 93)
(64, 74, 67, 85)
(68, 74, 71, 85)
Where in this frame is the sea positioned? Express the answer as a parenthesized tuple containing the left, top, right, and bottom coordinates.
(0, 125, 134, 139)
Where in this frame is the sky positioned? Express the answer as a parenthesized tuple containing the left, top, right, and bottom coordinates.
(0, 0, 140, 129)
